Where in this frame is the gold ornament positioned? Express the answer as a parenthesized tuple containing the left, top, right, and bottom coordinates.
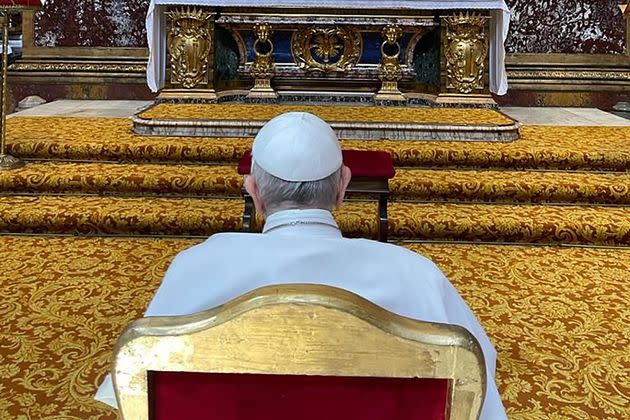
(248, 23, 278, 99)
(166, 6, 214, 89)
(376, 24, 406, 102)
(442, 12, 489, 94)
(291, 26, 362, 73)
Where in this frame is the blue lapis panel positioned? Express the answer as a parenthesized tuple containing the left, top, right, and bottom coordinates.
(272, 32, 294, 63)
(360, 32, 382, 64)
(240, 30, 418, 65)
(242, 30, 255, 62)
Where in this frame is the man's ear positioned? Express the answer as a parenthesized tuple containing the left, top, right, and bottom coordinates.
(244, 175, 267, 216)
(335, 165, 352, 207)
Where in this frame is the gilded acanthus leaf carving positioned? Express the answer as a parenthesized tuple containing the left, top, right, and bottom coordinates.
(167, 6, 214, 89)
(442, 12, 489, 94)
(291, 26, 362, 73)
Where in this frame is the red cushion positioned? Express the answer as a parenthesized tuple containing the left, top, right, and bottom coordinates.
(149, 371, 448, 420)
(237, 150, 395, 179)
(0, 0, 42, 6)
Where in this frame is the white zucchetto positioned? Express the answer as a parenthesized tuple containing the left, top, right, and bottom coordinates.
(252, 112, 342, 182)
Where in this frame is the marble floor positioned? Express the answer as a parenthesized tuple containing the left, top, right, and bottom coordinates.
(9, 100, 153, 119)
(9, 99, 630, 126)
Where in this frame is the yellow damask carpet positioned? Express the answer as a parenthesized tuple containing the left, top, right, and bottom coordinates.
(0, 236, 627, 419)
(6, 117, 630, 170)
(1, 196, 629, 245)
(1, 162, 628, 205)
(0, 110, 629, 419)
(138, 103, 516, 125)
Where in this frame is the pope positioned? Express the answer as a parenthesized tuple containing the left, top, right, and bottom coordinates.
(96, 112, 507, 419)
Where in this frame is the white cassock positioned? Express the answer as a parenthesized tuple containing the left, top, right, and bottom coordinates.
(96, 208, 507, 419)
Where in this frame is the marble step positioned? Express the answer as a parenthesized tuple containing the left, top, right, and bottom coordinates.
(1, 162, 628, 205)
(132, 103, 521, 142)
(0, 195, 628, 246)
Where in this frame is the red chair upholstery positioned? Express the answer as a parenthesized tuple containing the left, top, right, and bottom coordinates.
(237, 149, 396, 179)
(149, 372, 448, 420)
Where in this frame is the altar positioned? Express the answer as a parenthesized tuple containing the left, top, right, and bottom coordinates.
(145, 0, 510, 103)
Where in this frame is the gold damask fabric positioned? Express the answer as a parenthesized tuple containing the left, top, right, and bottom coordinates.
(391, 168, 630, 205)
(388, 202, 630, 246)
(6, 117, 252, 164)
(0, 196, 243, 236)
(0, 236, 628, 419)
(139, 103, 515, 125)
(0, 162, 243, 197)
(0, 196, 628, 245)
(411, 243, 630, 420)
(2, 162, 628, 206)
(6, 118, 630, 171)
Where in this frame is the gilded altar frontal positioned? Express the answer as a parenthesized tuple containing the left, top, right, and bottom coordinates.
(0, 1, 629, 420)
(157, 6, 494, 104)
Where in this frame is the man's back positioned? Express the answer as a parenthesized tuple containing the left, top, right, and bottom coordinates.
(97, 110, 507, 418)
(142, 209, 506, 419)
(146, 219, 449, 321)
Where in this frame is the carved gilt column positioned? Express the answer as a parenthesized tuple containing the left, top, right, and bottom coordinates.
(247, 23, 278, 99)
(375, 24, 406, 102)
(439, 12, 491, 103)
(163, 6, 217, 100)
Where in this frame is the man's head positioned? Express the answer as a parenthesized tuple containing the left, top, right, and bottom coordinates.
(244, 112, 352, 217)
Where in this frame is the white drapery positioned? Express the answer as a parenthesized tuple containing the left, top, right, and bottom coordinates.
(146, 0, 510, 94)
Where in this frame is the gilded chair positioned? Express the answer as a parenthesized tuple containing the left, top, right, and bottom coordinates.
(112, 284, 486, 420)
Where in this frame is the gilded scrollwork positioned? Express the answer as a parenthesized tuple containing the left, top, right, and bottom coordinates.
(376, 24, 405, 101)
(291, 26, 362, 73)
(248, 23, 277, 98)
(442, 12, 489, 94)
(166, 6, 214, 89)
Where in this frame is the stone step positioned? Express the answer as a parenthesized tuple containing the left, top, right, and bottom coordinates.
(6, 117, 630, 171)
(1, 162, 628, 205)
(133, 103, 521, 142)
(0, 195, 628, 246)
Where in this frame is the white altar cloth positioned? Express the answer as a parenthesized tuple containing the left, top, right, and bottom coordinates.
(146, 0, 510, 95)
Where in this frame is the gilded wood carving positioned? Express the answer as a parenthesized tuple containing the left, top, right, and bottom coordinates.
(113, 284, 486, 420)
(442, 12, 489, 94)
(166, 7, 214, 89)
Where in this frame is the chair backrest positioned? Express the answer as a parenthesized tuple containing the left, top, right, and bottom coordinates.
(112, 284, 486, 420)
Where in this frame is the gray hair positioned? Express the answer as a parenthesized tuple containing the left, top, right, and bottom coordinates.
(251, 161, 341, 215)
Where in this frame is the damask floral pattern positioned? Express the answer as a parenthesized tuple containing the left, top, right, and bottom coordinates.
(412, 243, 630, 420)
(0, 162, 244, 197)
(139, 104, 515, 125)
(1, 196, 628, 245)
(388, 202, 630, 246)
(0, 237, 628, 419)
(0, 196, 243, 236)
(390, 169, 630, 205)
(6, 118, 630, 171)
(3, 163, 627, 206)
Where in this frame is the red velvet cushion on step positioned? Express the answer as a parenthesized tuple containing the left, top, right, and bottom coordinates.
(0, 1, 42, 7)
(149, 371, 448, 420)
(237, 150, 395, 179)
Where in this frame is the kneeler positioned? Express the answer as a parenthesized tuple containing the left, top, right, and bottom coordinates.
(112, 285, 486, 420)
(237, 150, 396, 242)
